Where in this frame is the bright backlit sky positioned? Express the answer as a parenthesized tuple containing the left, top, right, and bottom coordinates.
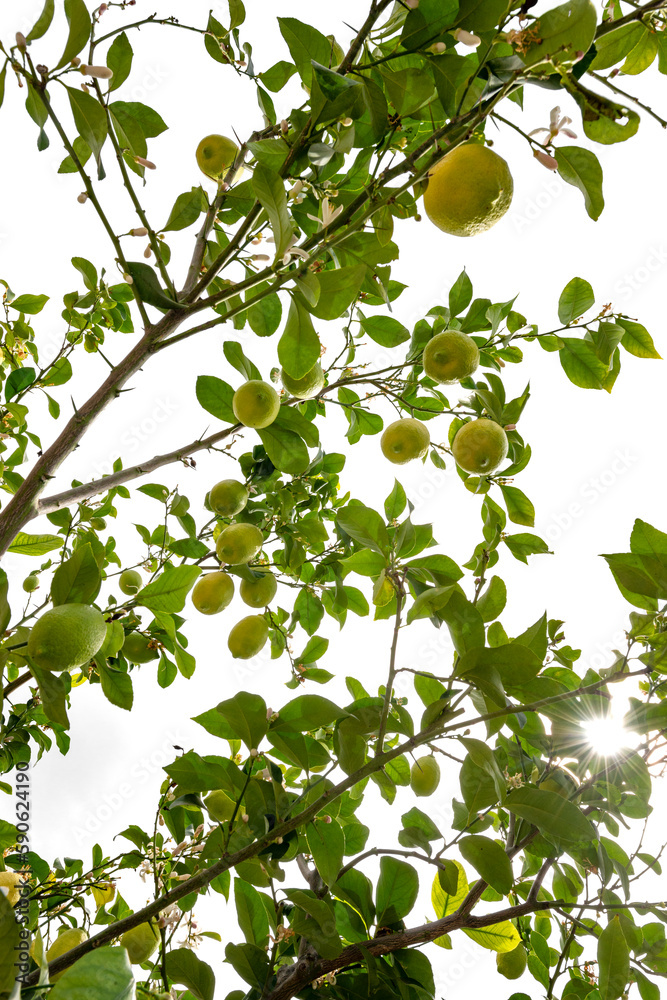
(1, 1, 665, 995)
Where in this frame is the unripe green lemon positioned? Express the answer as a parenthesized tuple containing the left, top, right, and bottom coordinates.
(46, 927, 88, 980)
(410, 755, 441, 797)
(281, 362, 325, 399)
(192, 572, 234, 615)
(232, 380, 281, 429)
(196, 134, 239, 180)
(451, 418, 508, 475)
(120, 921, 159, 965)
(497, 943, 527, 980)
(89, 517, 106, 530)
(216, 523, 263, 565)
(240, 571, 277, 608)
(119, 569, 143, 595)
(381, 418, 430, 465)
(228, 615, 269, 659)
(423, 143, 513, 237)
(27, 604, 107, 672)
(205, 789, 237, 822)
(22, 574, 39, 593)
(122, 632, 158, 664)
(209, 479, 249, 517)
(0, 871, 23, 905)
(423, 331, 480, 384)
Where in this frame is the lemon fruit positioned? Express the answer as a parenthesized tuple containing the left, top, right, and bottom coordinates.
(423, 143, 513, 238)
(209, 479, 249, 517)
(281, 362, 325, 399)
(240, 571, 277, 608)
(205, 789, 237, 822)
(381, 418, 430, 465)
(120, 921, 159, 965)
(27, 604, 107, 672)
(46, 927, 88, 981)
(0, 871, 23, 905)
(122, 632, 158, 664)
(196, 134, 239, 181)
(22, 574, 39, 593)
(228, 615, 269, 659)
(192, 572, 234, 615)
(423, 331, 480, 384)
(452, 418, 508, 475)
(216, 523, 263, 565)
(410, 755, 441, 797)
(232, 380, 280, 429)
(497, 943, 527, 980)
(119, 569, 143, 595)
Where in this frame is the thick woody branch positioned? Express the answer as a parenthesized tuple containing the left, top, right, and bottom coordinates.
(595, 0, 666, 36)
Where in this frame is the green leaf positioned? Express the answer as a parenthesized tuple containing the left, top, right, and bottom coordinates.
(163, 187, 206, 232)
(224, 943, 269, 989)
(27, 0, 55, 41)
(56, 0, 91, 69)
(359, 314, 409, 348)
(559, 338, 609, 389)
(215, 692, 267, 750)
(71, 256, 97, 291)
(0, 569, 10, 634)
(505, 787, 595, 842)
(449, 270, 473, 315)
(503, 532, 551, 564)
(252, 164, 292, 260)
(274, 694, 345, 732)
(306, 819, 345, 886)
(0, 65, 6, 112)
(4, 367, 35, 401)
(456, 0, 510, 31)
(277, 17, 333, 90)
(459, 835, 513, 894)
(376, 857, 419, 925)
(137, 565, 200, 613)
(521, 0, 597, 68)
(30, 664, 70, 728)
(223, 341, 261, 381)
(385, 480, 407, 521)
(258, 423, 309, 475)
(49, 946, 134, 998)
(563, 77, 641, 144)
(498, 484, 535, 527)
(248, 292, 282, 337)
(336, 504, 390, 555)
(107, 31, 133, 92)
(591, 22, 646, 69)
(67, 86, 108, 164)
(464, 920, 521, 952)
(125, 262, 181, 312)
(195, 375, 236, 423)
(8, 532, 63, 556)
(598, 916, 630, 1000)
(8, 293, 49, 314)
(558, 277, 594, 324)
(617, 319, 661, 359)
(229, 0, 246, 29)
(476, 575, 507, 622)
(407, 585, 454, 625)
(555, 146, 604, 221)
(96, 660, 133, 711)
(310, 265, 365, 322)
(294, 589, 324, 635)
(165, 948, 215, 1000)
(51, 543, 101, 605)
(278, 298, 320, 378)
(432, 860, 468, 917)
(401, 0, 459, 49)
(233, 880, 269, 948)
(165, 751, 245, 795)
(634, 971, 660, 1000)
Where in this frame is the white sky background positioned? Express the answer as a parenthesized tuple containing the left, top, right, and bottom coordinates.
(0, 0, 666, 995)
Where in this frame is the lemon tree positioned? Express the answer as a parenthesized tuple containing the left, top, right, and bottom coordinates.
(0, 0, 666, 998)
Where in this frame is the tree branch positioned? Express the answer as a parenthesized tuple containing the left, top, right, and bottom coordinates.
(376, 578, 405, 755)
(595, 0, 666, 36)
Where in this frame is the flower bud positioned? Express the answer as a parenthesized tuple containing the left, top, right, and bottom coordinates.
(323, 815, 332, 824)
(15, 32, 27, 52)
(77, 191, 88, 204)
(81, 83, 90, 93)
(252, 254, 270, 261)
(71, 57, 81, 67)
(129, 227, 148, 237)
(454, 28, 481, 46)
(250, 748, 259, 757)
(533, 148, 558, 171)
(429, 42, 447, 53)
(134, 156, 156, 170)
(81, 65, 114, 79)
(143, 245, 152, 258)
(242, 813, 249, 823)
(122, 273, 133, 284)
(405, 0, 419, 7)
(280, 119, 289, 134)
(341, 117, 353, 126)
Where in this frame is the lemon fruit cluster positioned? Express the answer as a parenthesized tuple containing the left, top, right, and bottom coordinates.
(423, 143, 514, 238)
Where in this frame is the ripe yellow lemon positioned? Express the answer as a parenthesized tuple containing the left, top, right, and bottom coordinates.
(240, 571, 277, 608)
(46, 927, 88, 980)
(196, 134, 239, 180)
(0, 871, 23, 905)
(120, 921, 159, 964)
(232, 380, 281, 429)
(228, 615, 269, 659)
(27, 604, 107, 672)
(381, 418, 430, 465)
(205, 789, 237, 822)
(452, 418, 508, 475)
(423, 331, 480, 384)
(281, 362, 325, 399)
(216, 523, 263, 565)
(423, 144, 513, 238)
(410, 755, 441, 797)
(192, 572, 234, 615)
(122, 632, 158, 664)
(497, 943, 527, 979)
(209, 479, 249, 517)
(119, 569, 142, 595)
